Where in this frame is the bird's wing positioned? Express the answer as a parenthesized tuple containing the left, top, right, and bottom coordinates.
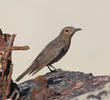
(28, 42, 64, 75)
(15, 41, 64, 82)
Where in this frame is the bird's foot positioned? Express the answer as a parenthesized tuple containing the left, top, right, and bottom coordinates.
(51, 68, 62, 73)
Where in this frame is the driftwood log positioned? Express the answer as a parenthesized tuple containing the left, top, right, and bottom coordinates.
(0, 29, 29, 99)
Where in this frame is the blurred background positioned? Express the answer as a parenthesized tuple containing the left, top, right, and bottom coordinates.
(0, 0, 110, 83)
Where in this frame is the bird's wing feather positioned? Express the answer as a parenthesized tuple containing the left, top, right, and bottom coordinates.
(29, 42, 64, 75)
(31, 47, 65, 76)
(16, 40, 64, 82)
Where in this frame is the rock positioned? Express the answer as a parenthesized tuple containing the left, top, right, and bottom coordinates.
(19, 76, 57, 100)
(18, 70, 110, 100)
(71, 83, 110, 100)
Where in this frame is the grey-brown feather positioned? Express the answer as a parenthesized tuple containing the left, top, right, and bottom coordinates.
(15, 26, 81, 82)
(16, 36, 70, 82)
(28, 37, 69, 75)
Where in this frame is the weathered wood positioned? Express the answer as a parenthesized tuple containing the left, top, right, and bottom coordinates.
(0, 29, 30, 99)
(12, 46, 30, 50)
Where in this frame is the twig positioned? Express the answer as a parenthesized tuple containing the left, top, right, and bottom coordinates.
(12, 46, 30, 50)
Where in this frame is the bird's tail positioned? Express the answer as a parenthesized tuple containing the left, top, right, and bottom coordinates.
(15, 67, 32, 82)
(29, 65, 44, 76)
(15, 60, 39, 82)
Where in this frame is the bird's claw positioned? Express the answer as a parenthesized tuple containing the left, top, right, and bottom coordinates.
(51, 68, 62, 73)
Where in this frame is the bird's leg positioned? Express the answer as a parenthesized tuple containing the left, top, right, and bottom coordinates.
(49, 65, 57, 70)
(47, 65, 53, 72)
(49, 65, 62, 71)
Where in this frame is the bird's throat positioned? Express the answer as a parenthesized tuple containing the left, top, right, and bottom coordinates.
(61, 34, 70, 41)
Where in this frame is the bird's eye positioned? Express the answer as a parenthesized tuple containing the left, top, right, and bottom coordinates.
(65, 30, 69, 32)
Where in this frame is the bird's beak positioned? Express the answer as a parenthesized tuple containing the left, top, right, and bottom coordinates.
(75, 28, 82, 32)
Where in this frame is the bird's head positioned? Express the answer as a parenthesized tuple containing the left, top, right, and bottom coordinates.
(60, 26, 82, 40)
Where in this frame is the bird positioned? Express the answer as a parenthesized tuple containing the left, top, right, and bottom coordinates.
(16, 26, 82, 82)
